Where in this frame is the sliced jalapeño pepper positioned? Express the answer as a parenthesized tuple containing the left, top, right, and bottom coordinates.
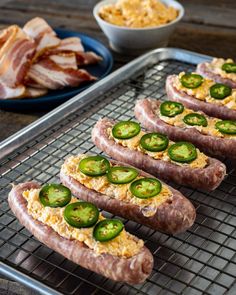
(112, 121, 141, 139)
(130, 178, 162, 199)
(215, 120, 236, 135)
(160, 101, 184, 117)
(107, 166, 138, 184)
(64, 201, 99, 228)
(183, 113, 208, 127)
(39, 183, 71, 207)
(222, 62, 236, 73)
(79, 155, 110, 177)
(140, 132, 169, 152)
(210, 83, 232, 100)
(180, 73, 203, 89)
(168, 142, 197, 163)
(93, 219, 124, 242)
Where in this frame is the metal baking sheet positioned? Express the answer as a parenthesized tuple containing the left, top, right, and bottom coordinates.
(0, 48, 235, 295)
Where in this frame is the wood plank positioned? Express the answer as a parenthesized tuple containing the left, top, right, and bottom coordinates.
(180, 1, 236, 29)
(1, 0, 236, 29)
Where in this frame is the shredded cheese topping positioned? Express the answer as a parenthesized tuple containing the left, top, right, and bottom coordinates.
(23, 188, 143, 258)
(207, 58, 236, 83)
(99, 0, 178, 28)
(174, 72, 236, 110)
(61, 155, 172, 218)
(159, 108, 235, 139)
(108, 127, 208, 169)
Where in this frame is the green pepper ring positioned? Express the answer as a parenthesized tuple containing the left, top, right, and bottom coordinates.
(93, 219, 124, 242)
(112, 121, 141, 139)
(210, 83, 232, 100)
(215, 120, 236, 135)
(79, 155, 110, 177)
(180, 73, 204, 89)
(130, 178, 162, 199)
(160, 101, 184, 118)
(168, 142, 197, 163)
(107, 166, 139, 184)
(140, 132, 169, 152)
(183, 113, 208, 127)
(39, 183, 72, 208)
(222, 62, 236, 74)
(64, 201, 99, 228)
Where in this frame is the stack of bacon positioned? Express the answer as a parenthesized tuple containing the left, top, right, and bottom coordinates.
(0, 17, 101, 99)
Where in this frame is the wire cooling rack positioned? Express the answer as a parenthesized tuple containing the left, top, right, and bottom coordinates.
(0, 49, 236, 295)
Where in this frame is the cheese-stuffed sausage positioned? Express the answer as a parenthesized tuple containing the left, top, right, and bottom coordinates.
(134, 98, 236, 159)
(92, 118, 226, 191)
(8, 182, 153, 284)
(166, 73, 236, 120)
(196, 58, 236, 88)
(60, 154, 196, 234)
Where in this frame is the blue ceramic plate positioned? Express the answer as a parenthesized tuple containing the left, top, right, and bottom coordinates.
(0, 29, 113, 112)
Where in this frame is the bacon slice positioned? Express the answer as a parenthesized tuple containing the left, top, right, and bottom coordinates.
(23, 17, 60, 62)
(0, 25, 35, 86)
(45, 37, 102, 65)
(23, 87, 48, 98)
(76, 51, 102, 65)
(36, 33, 60, 52)
(27, 58, 96, 90)
(0, 26, 14, 49)
(55, 37, 84, 52)
(0, 25, 36, 99)
(0, 84, 25, 99)
(23, 17, 56, 42)
(49, 53, 77, 69)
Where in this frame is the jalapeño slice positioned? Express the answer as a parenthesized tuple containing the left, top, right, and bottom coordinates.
(107, 166, 138, 184)
(112, 121, 141, 139)
(160, 101, 184, 117)
(130, 178, 162, 199)
(210, 83, 232, 100)
(215, 120, 236, 135)
(168, 142, 197, 163)
(183, 113, 208, 127)
(64, 201, 99, 228)
(222, 62, 236, 73)
(93, 219, 124, 242)
(79, 155, 110, 177)
(140, 132, 169, 152)
(180, 73, 204, 89)
(39, 183, 71, 208)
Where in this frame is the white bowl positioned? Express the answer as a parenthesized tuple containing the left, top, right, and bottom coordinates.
(93, 0, 184, 54)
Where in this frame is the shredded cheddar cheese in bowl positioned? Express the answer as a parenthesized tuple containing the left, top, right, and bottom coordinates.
(99, 0, 179, 28)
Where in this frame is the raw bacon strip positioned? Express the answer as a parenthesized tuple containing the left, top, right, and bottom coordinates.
(24, 76, 46, 89)
(23, 87, 48, 98)
(0, 25, 35, 99)
(56, 37, 84, 52)
(0, 25, 35, 86)
(0, 84, 25, 99)
(46, 37, 102, 65)
(23, 17, 56, 42)
(0, 26, 14, 49)
(23, 17, 60, 61)
(36, 33, 60, 53)
(76, 51, 102, 65)
(49, 53, 77, 69)
(27, 58, 96, 90)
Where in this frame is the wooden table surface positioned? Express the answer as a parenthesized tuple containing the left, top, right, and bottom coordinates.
(0, 0, 236, 294)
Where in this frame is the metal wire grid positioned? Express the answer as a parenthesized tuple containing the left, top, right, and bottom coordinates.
(0, 59, 236, 295)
